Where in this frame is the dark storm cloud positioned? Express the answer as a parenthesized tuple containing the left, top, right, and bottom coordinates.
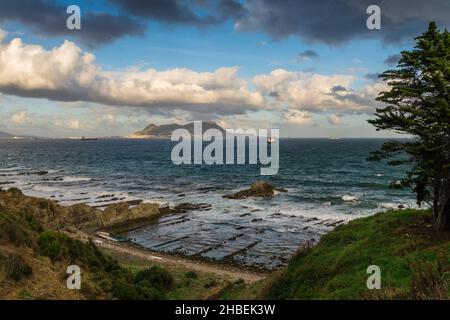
(0, 0, 144, 47)
(384, 54, 402, 65)
(109, 0, 246, 25)
(109, 0, 217, 26)
(298, 50, 319, 60)
(2, 0, 449, 48)
(233, 0, 450, 44)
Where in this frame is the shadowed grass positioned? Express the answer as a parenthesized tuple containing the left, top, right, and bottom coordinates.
(257, 209, 450, 299)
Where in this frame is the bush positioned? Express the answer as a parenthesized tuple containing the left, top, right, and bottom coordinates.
(5, 254, 33, 281)
(112, 281, 140, 300)
(410, 262, 448, 300)
(38, 231, 117, 272)
(7, 187, 22, 195)
(37, 231, 159, 300)
(134, 265, 174, 292)
(0, 210, 37, 248)
(185, 271, 198, 279)
(135, 280, 166, 299)
(204, 278, 219, 288)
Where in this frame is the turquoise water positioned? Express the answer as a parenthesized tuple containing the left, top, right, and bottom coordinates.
(0, 138, 416, 268)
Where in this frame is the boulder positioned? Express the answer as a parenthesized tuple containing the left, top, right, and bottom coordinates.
(223, 181, 287, 200)
(63, 204, 99, 230)
(98, 202, 160, 228)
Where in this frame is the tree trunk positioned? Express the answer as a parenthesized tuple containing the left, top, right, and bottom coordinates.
(434, 198, 450, 231)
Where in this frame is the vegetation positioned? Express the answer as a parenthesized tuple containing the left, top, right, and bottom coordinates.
(135, 265, 174, 292)
(369, 22, 450, 230)
(256, 209, 450, 299)
(0, 196, 228, 300)
(4, 254, 33, 282)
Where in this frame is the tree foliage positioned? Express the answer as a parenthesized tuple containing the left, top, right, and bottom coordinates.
(368, 22, 450, 230)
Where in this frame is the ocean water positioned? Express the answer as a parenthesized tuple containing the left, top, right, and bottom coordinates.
(0, 139, 416, 269)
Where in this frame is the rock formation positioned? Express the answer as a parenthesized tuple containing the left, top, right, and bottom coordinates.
(223, 181, 287, 200)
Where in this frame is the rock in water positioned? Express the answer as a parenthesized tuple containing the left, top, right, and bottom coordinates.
(223, 181, 286, 199)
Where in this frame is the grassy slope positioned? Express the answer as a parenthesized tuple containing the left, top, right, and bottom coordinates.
(257, 209, 450, 299)
(0, 204, 225, 300)
(3, 187, 449, 300)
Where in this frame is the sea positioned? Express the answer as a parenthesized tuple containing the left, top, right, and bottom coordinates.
(0, 138, 416, 269)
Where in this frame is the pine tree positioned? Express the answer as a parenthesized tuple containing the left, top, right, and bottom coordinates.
(369, 22, 450, 230)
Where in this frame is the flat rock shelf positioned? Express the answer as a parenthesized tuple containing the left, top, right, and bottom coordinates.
(122, 209, 344, 270)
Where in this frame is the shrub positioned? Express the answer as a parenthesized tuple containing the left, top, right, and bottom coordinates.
(410, 262, 448, 300)
(185, 271, 198, 279)
(5, 254, 33, 281)
(112, 281, 140, 300)
(204, 278, 219, 288)
(38, 231, 118, 272)
(7, 187, 22, 195)
(135, 280, 166, 299)
(0, 210, 37, 248)
(134, 265, 174, 292)
(38, 231, 69, 261)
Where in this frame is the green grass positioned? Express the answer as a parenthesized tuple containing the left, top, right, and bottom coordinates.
(258, 209, 450, 299)
(114, 255, 227, 300)
(0, 205, 186, 300)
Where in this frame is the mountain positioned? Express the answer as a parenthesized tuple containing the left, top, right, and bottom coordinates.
(128, 122, 226, 139)
(0, 131, 13, 139)
(0, 130, 35, 140)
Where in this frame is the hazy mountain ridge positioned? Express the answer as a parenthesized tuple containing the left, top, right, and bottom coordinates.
(0, 131, 13, 139)
(0, 131, 35, 140)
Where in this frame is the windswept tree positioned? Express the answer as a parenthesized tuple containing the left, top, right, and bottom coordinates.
(369, 22, 450, 230)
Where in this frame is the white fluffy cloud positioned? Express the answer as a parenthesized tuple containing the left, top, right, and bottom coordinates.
(0, 35, 264, 115)
(253, 69, 381, 113)
(0, 31, 384, 118)
(327, 114, 342, 125)
(11, 111, 32, 125)
(283, 110, 314, 125)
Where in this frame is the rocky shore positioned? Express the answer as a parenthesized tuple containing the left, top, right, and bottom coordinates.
(0, 187, 209, 235)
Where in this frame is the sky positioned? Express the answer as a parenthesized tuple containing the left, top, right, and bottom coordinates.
(0, 0, 449, 138)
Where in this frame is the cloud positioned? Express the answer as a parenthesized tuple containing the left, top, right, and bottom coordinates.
(0, 34, 265, 115)
(384, 54, 402, 65)
(233, 0, 450, 44)
(109, 0, 216, 26)
(328, 81, 387, 111)
(0, 32, 386, 118)
(11, 111, 32, 125)
(0, 29, 7, 42)
(3, 0, 449, 47)
(109, 0, 246, 26)
(253, 69, 381, 113)
(327, 114, 342, 125)
(284, 110, 315, 125)
(298, 50, 319, 61)
(0, 0, 144, 47)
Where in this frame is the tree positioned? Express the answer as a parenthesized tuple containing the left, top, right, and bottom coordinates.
(368, 22, 450, 231)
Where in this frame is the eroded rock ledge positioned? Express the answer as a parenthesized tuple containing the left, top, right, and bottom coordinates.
(0, 188, 210, 234)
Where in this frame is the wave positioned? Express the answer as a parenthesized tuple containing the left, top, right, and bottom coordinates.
(62, 176, 92, 182)
(341, 195, 358, 202)
(32, 185, 59, 193)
